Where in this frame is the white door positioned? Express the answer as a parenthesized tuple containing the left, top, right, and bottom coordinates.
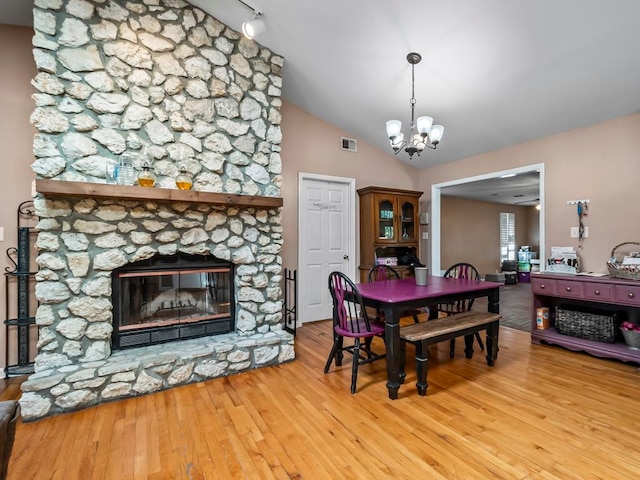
(298, 173, 356, 324)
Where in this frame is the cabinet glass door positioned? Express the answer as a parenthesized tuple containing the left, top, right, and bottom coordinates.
(399, 197, 418, 243)
(377, 197, 396, 242)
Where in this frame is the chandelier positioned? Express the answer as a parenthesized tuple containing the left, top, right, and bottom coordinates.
(386, 52, 444, 159)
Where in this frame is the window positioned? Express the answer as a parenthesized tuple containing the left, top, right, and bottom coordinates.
(500, 212, 516, 261)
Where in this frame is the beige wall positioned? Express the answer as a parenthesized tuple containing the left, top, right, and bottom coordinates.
(0, 26, 38, 373)
(441, 196, 537, 275)
(420, 113, 640, 273)
(279, 101, 421, 269)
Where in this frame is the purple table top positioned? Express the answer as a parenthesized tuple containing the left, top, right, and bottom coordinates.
(357, 276, 503, 303)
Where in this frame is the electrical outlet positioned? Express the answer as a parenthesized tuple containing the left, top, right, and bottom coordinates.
(422, 232, 429, 240)
(570, 226, 589, 238)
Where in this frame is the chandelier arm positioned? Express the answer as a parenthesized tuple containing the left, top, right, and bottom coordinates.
(393, 139, 407, 155)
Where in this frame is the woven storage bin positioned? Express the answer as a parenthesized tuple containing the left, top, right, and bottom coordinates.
(555, 307, 617, 343)
(607, 241, 640, 280)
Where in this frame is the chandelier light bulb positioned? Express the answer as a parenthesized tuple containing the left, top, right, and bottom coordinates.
(416, 116, 433, 134)
(386, 120, 402, 139)
(429, 125, 445, 144)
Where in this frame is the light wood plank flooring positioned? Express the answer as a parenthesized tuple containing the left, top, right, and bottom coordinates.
(3, 323, 640, 479)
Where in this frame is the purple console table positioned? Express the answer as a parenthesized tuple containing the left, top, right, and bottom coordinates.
(357, 276, 501, 399)
(531, 272, 640, 364)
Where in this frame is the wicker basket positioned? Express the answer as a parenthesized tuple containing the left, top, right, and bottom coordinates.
(607, 242, 640, 280)
(555, 307, 617, 343)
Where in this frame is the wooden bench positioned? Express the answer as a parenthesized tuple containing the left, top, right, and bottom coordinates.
(399, 311, 501, 396)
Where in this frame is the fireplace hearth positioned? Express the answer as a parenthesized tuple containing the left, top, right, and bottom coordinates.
(112, 254, 235, 349)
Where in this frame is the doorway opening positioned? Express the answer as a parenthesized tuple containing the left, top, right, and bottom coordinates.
(430, 163, 545, 276)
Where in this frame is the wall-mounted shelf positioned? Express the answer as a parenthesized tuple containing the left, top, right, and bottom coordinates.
(35, 180, 284, 208)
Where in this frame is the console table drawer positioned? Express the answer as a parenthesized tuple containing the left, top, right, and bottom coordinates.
(583, 282, 613, 302)
(614, 284, 640, 307)
(531, 277, 556, 295)
(556, 279, 583, 299)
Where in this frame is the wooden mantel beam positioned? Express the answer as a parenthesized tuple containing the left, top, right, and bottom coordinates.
(34, 180, 283, 208)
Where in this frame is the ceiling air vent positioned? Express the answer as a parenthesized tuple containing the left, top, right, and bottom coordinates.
(341, 137, 357, 152)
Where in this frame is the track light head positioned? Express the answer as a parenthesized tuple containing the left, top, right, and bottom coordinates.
(242, 13, 265, 39)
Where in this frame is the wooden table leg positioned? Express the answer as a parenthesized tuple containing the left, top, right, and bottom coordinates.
(415, 340, 429, 396)
(464, 334, 475, 359)
(383, 305, 402, 399)
(399, 340, 406, 384)
(488, 287, 500, 358)
(485, 322, 499, 366)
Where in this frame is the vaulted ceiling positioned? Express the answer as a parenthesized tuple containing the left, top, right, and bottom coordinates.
(3, 0, 640, 204)
(191, 0, 640, 170)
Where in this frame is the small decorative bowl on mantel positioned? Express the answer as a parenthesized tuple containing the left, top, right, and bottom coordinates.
(620, 322, 640, 350)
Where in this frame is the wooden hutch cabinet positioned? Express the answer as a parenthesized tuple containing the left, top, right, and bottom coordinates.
(357, 186, 423, 282)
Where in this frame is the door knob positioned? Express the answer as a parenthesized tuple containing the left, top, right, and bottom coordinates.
(343, 255, 349, 260)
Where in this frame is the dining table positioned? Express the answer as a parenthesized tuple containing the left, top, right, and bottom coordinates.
(357, 275, 502, 399)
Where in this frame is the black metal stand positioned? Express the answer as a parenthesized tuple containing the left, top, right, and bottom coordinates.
(284, 269, 297, 335)
(4, 201, 37, 377)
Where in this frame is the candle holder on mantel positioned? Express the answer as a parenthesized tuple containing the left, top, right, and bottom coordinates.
(175, 166, 193, 190)
(137, 162, 156, 187)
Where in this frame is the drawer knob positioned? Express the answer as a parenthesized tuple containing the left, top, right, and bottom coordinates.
(595, 290, 600, 295)
(629, 292, 635, 299)
(540, 284, 545, 289)
(566, 286, 571, 291)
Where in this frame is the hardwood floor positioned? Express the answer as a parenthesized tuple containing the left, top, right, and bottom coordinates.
(4, 322, 640, 479)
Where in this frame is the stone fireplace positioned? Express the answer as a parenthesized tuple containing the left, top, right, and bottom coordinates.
(20, 0, 294, 421)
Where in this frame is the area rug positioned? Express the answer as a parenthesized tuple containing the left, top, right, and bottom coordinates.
(473, 282, 532, 332)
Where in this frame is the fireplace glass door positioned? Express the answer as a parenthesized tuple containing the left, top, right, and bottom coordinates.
(114, 264, 233, 349)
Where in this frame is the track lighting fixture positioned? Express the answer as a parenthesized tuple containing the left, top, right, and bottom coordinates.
(242, 13, 264, 39)
(237, 0, 265, 39)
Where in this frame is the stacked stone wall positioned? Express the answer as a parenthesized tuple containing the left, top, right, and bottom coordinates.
(31, 0, 283, 194)
(22, 0, 292, 420)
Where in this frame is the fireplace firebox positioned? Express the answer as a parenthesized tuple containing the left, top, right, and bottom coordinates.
(112, 254, 234, 349)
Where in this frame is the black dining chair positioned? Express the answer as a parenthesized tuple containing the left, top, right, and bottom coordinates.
(367, 265, 425, 323)
(438, 262, 485, 357)
(324, 271, 386, 393)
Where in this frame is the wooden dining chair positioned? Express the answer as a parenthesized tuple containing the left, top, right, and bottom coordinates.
(367, 265, 425, 323)
(438, 262, 485, 357)
(324, 271, 386, 394)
